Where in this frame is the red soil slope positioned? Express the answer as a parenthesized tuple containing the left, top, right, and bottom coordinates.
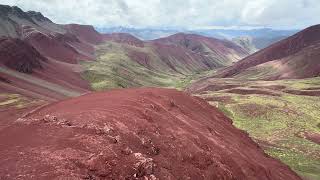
(65, 24, 103, 44)
(0, 5, 101, 64)
(103, 33, 250, 74)
(217, 24, 320, 78)
(152, 33, 249, 59)
(137, 33, 251, 74)
(0, 36, 90, 101)
(103, 33, 145, 47)
(151, 42, 222, 73)
(22, 26, 84, 64)
(0, 37, 46, 73)
(0, 5, 95, 101)
(0, 88, 301, 179)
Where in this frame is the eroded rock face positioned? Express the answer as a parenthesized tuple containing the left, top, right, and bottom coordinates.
(0, 37, 46, 73)
(0, 88, 302, 179)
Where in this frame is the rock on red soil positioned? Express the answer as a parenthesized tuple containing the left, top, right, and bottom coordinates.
(0, 37, 47, 73)
(0, 88, 301, 179)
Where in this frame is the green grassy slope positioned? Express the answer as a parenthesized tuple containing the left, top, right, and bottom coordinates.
(81, 42, 180, 90)
(81, 42, 214, 90)
(191, 78, 320, 180)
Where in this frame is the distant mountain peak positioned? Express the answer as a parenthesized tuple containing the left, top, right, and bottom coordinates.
(26, 11, 52, 22)
(0, 5, 35, 23)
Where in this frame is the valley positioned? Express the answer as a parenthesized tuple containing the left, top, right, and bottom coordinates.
(0, 3, 319, 180)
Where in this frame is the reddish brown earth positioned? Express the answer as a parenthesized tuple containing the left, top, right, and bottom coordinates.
(32, 60, 91, 92)
(0, 35, 90, 101)
(0, 5, 102, 64)
(137, 33, 250, 74)
(0, 73, 68, 101)
(303, 132, 320, 145)
(202, 96, 235, 103)
(0, 37, 46, 73)
(0, 36, 90, 101)
(0, 88, 301, 179)
(127, 50, 152, 68)
(151, 42, 221, 73)
(152, 33, 249, 58)
(225, 88, 280, 96)
(65, 24, 103, 44)
(191, 84, 242, 94)
(103, 33, 145, 47)
(0, 5, 96, 101)
(217, 24, 320, 79)
(22, 26, 84, 64)
(250, 85, 287, 91)
(103, 32, 249, 74)
(0, 99, 43, 131)
(283, 89, 320, 96)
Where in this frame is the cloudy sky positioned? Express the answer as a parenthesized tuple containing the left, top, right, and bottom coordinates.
(1, 0, 319, 29)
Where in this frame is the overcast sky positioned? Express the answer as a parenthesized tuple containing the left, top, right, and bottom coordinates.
(1, 0, 319, 29)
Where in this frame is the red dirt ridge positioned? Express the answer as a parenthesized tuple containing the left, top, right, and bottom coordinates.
(217, 24, 320, 78)
(65, 24, 103, 44)
(152, 33, 249, 57)
(22, 26, 83, 64)
(0, 88, 301, 179)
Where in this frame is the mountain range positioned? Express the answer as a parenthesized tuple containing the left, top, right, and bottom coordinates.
(0, 4, 319, 180)
(98, 26, 298, 51)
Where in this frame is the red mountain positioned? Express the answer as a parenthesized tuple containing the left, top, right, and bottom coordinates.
(102, 32, 250, 76)
(103, 33, 144, 47)
(65, 24, 103, 44)
(0, 36, 90, 101)
(0, 5, 100, 101)
(0, 37, 46, 73)
(0, 88, 301, 180)
(152, 33, 249, 64)
(217, 25, 320, 79)
(0, 5, 102, 63)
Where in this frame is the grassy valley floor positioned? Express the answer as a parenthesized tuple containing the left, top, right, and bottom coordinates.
(189, 77, 320, 180)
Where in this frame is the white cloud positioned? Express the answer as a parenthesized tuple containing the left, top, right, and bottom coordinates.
(0, 0, 319, 29)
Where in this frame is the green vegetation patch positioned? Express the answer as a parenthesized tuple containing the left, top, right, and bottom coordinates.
(0, 93, 40, 109)
(82, 42, 213, 90)
(196, 78, 320, 180)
